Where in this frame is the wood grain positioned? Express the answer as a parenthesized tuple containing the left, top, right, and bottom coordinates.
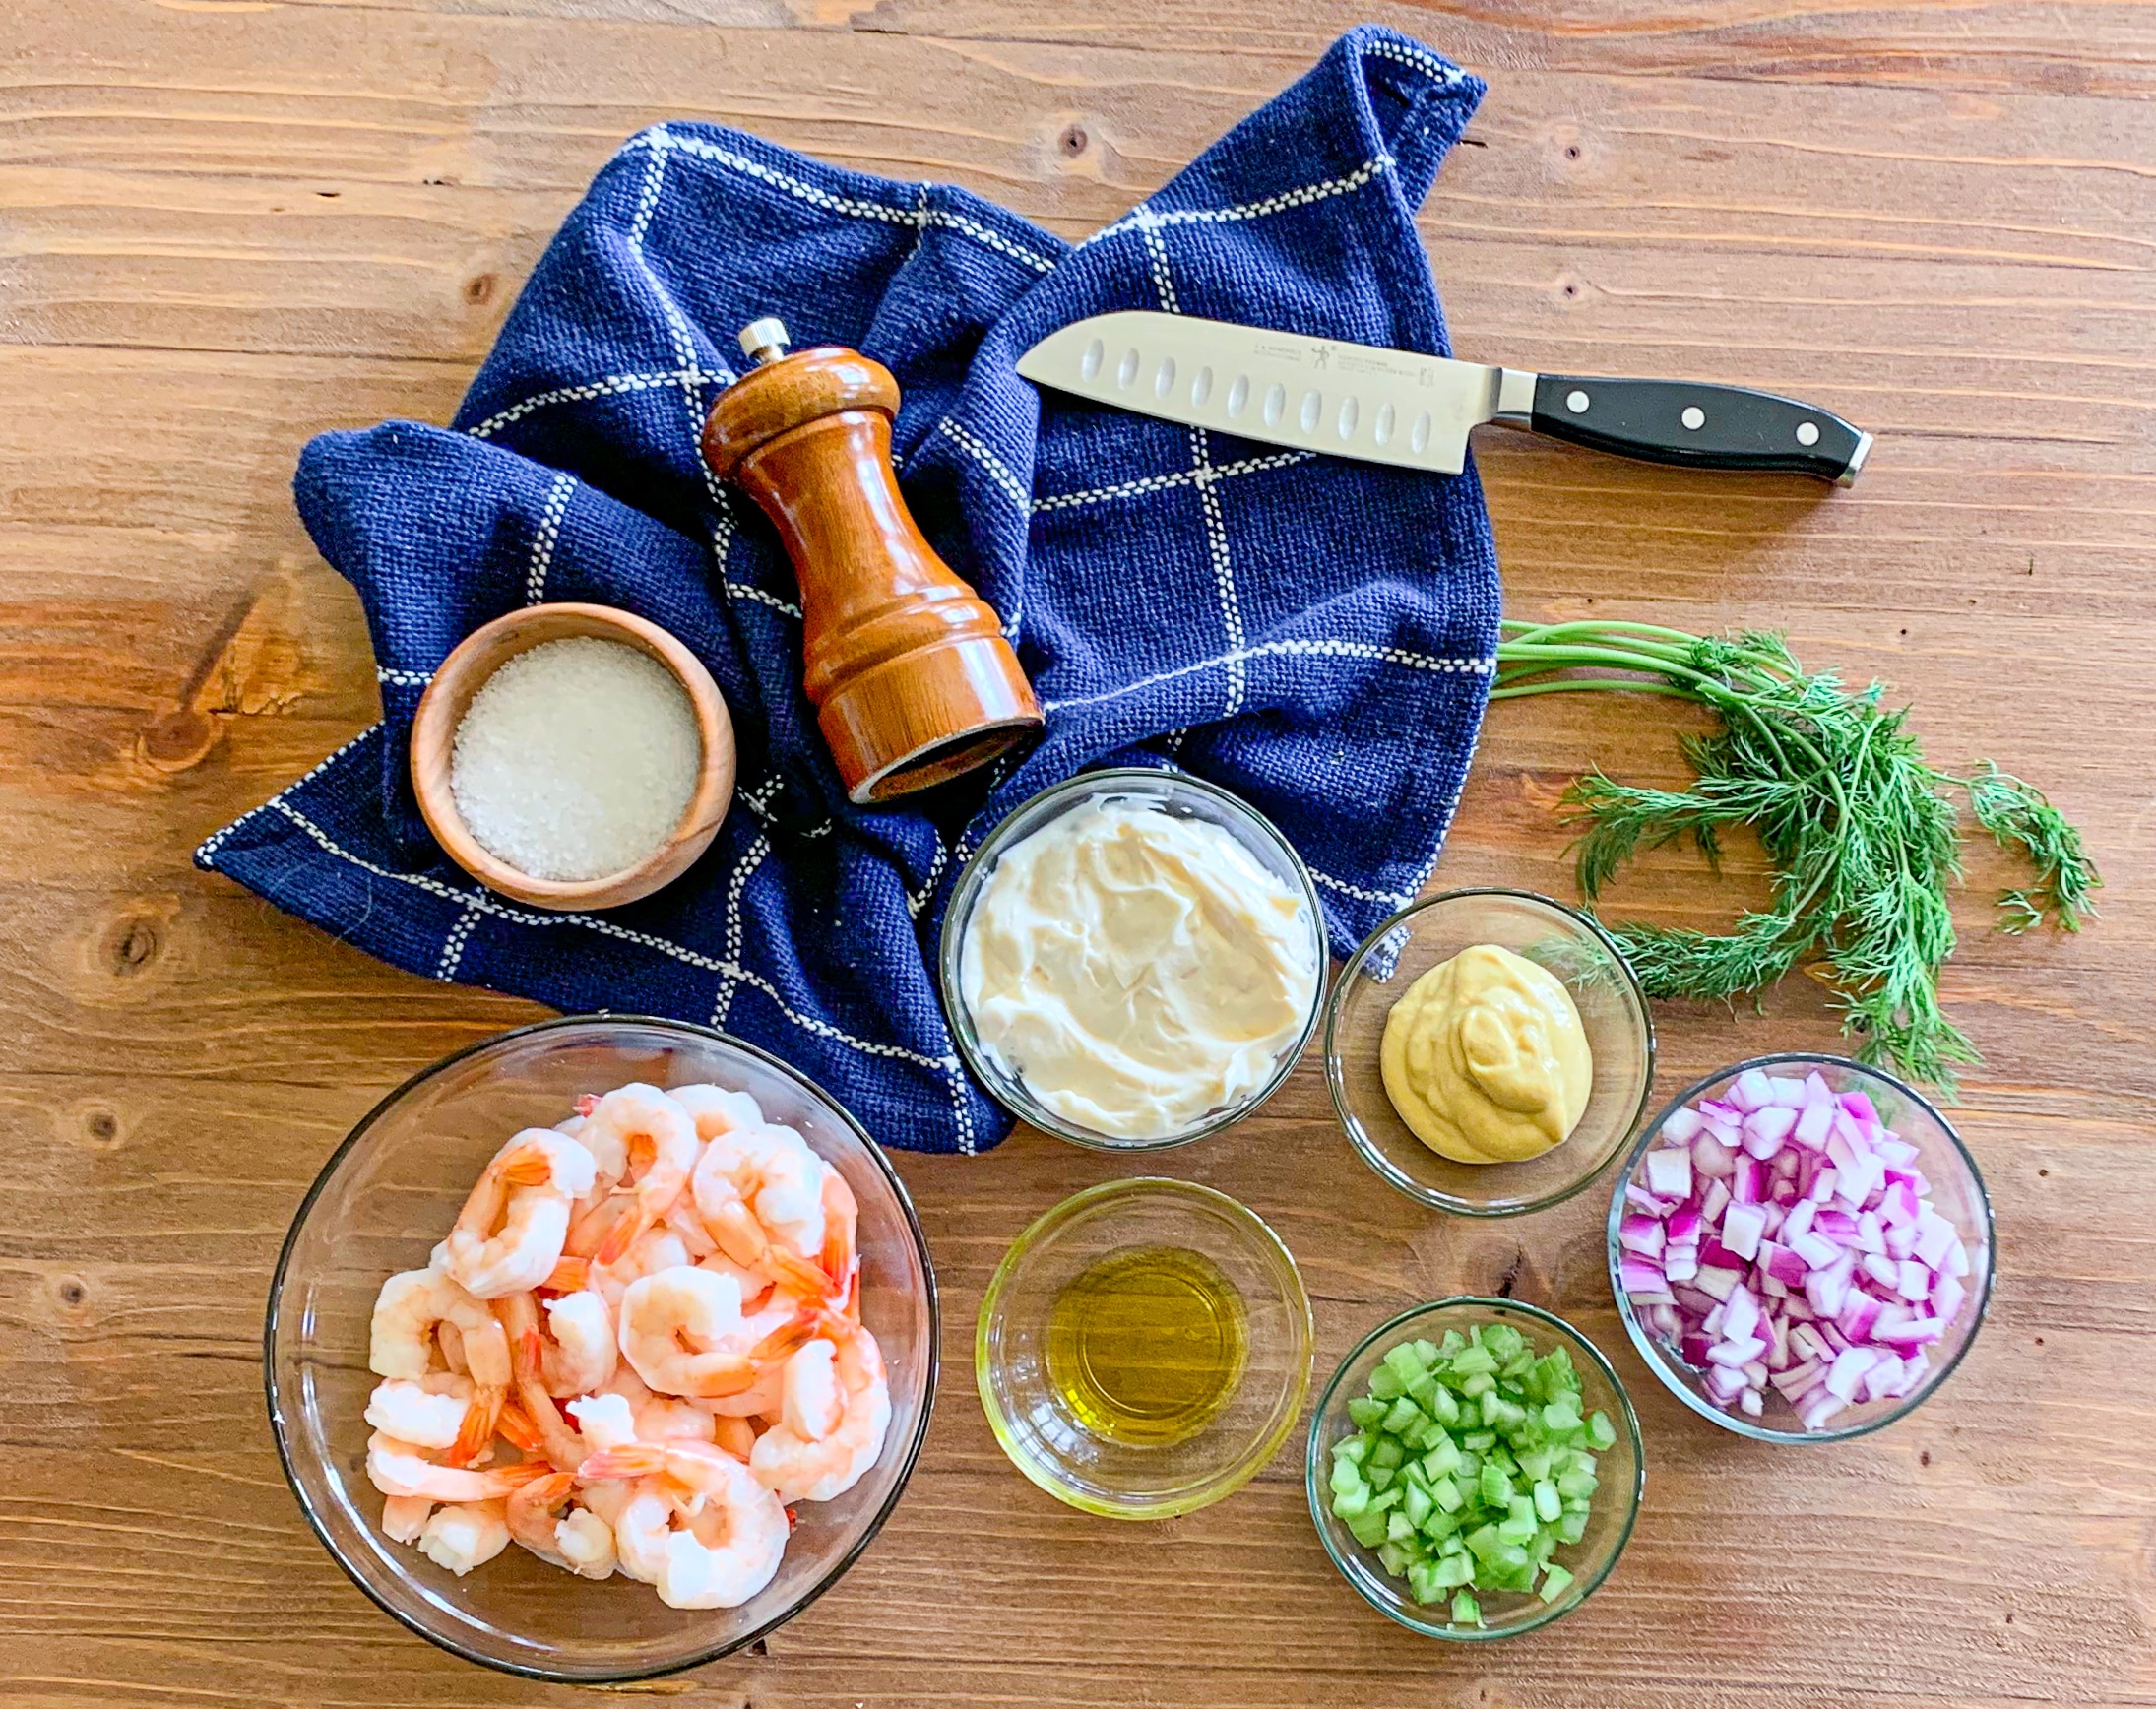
(3, 1, 2153, 1705)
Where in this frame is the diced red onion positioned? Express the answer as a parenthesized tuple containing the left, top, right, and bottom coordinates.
(1645, 1147, 1692, 1201)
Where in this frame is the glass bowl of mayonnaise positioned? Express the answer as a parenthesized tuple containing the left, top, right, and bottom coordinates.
(1325, 889, 1655, 1217)
(939, 768, 1327, 1151)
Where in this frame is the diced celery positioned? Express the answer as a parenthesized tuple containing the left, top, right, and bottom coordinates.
(1505, 1495, 1534, 1527)
(1346, 1507, 1390, 1549)
(1381, 1396, 1424, 1435)
(1427, 1384, 1461, 1425)
(1495, 1513, 1536, 1548)
(1330, 1484, 1370, 1520)
(1402, 1482, 1433, 1528)
(1405, 1372, 1440, 1410)
(1333, 1432, 1372, 1466)
(1367, 1465, 1395, 1493)
(1556, 1468, 1598, 1501)
(1366, 1486, 1401, 1514)
(1430, 1476, 1463, 1514)
(1346, 1396, 1388, 1428)
(1329, 1459, 1365, 1498)
(1587, 1410, 1617, 1450)
(1369, 1436, 1405, 1471)
(1377, 1539, 1413, 1576)
(1450, 1345, 1497, 1378)
(1432, 1551, 1473, 1589)
(1384, 1343, 1430, 1386)
(1538, 1562, 1575, 1604)
(1419, 1507, 1458, 1543)
(1406, 1558, 1446, 1606)
(1460, 1371, 1495, 1399)
(1386, 1509, 1416, 1545)
(1463, 1523, 1505, 1566)
(1556, 1509, 1587, 1545)
(1462, 1429, 1496, 1453)
(1422, 1437, 1462, 1481)
(1516, 1446, 1554, 1482)
(1479, 1462, 1513, 1507)
(1438, 1329, 1467, 1357)
(1533, 1478, 1561, 1523)
(1366, 1364, 1405, 1401)
(1413, 1338, 1440, 1364)
(1542, 1401, 1581, 1434)
(1451, 1590, 1482, 1627)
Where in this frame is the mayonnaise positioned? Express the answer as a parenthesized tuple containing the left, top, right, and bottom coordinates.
(1379, 943, 1592, 1166)
(957, 796, 1319, 1139)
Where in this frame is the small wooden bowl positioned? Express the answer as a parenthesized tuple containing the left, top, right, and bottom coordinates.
(410, 603, 736, 912)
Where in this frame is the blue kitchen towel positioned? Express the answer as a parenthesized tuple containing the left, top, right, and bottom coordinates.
(197, 26, 1501, 1155)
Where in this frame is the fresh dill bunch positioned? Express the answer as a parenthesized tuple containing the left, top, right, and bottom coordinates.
(1491, 619, 2101, 1094)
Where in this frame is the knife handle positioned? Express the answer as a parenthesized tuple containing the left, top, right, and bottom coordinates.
(1525, 373, 1871, 486)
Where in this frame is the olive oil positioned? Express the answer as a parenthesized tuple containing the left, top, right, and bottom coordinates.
(1044, 1245, 1248, 1447)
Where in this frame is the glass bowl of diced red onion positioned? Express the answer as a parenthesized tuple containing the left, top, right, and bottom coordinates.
(1606, 1053, 1994, 1443)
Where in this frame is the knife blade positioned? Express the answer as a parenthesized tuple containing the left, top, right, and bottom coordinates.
(1015, 311, 1871, 486)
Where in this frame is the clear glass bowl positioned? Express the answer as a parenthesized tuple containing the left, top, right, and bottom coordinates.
(1325, 888, 1655, 1216)
(939, 768, 1327, 1152)
(1608, 1052, 1994, 1443)
(264, 1015, 938, 1682)
(976, 1178, 1313, 1518)
(1305, 1298, 1644, 1641)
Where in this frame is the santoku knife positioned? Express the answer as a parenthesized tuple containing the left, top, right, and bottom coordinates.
(1016, 311, 1871, 486)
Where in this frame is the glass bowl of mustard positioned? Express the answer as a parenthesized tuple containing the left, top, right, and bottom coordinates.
(939, 768, 1327, 1152)
(1325, 888, 1655, 1218)
(976, 1178, 1314, 1519)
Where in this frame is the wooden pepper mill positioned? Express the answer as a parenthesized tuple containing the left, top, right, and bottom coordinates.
(702, 318, 1042, 804)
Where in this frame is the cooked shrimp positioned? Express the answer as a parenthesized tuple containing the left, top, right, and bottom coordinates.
(563, 1191, 635, 1263)
(565, 1392, 637, 1452)
(363, 1375, 475, 1453)
(493, 1292, 592, 1474)
(585, 1086, 699, 1268)
(595, 1363, 718, 1444)
(664, 1196, 719, 1259)
(365, 1432, 552, 1504)
(667, 1083, 764, 1142)
(689, 1124, 836, 1300)
(578, 1442, 788, 1610)
(534, 1291, 616, 1395)
(749, 1325, 891, 1503)
(710, 1416, 758, 1461)
(617, 1266, 814, 1400)
(416, 1497, 511, 1576)
(506, 1472, 617, 1579)
(441, 1130, 595, 1299)
(369, 1266, 511, 1463)
(589, 1227, 691, 1309)
(369, 1267, 511, 1385)
(380, 1494, 436, 1545)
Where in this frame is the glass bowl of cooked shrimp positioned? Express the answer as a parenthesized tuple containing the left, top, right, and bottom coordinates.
(265, 1015, 938, 1682)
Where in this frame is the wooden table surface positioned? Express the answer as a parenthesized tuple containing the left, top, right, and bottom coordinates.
(6, 1, 2153, 1704)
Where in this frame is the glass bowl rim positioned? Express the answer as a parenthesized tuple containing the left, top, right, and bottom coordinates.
(1604, 1048, 1997, 1445)
(1323, 886, 1657, 1217)
(262, 1012, 942, 1684)
(937, 766, 1329, 1153)
(1303, 1295, 1646, 1642)
(973, 1175, 1315, 1519)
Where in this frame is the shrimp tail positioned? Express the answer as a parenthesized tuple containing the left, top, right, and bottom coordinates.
(442, 1385, 505, 1467)
(712, 1417, 757, 1460)
(577, 1445, 669, 1482)
(497, 1145, 556, 1189)
(592, 1208, 652, 1268)
(496, 1396, 546, 1456)
(574, 1093, 601, 1116)
(543, 1255, 591, 1294)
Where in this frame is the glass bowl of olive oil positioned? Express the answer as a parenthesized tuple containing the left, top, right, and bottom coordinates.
(976, 1178, 1313, 1519)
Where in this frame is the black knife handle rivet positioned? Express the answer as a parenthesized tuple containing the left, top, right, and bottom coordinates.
(1530, 371, 1871, 485)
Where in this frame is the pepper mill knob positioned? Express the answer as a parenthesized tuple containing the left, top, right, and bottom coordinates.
(702, 321, 1043, 805)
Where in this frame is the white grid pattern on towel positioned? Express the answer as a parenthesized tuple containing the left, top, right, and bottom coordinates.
(1041, 638, 1493, 715)
(1033, 449, 1314, 513)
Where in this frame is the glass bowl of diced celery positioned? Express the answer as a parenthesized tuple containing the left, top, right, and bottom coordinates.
(1305, 1298, 1643, 1641)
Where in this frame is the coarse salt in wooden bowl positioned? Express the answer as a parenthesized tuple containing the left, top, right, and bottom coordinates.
(410, 603, 735, 912)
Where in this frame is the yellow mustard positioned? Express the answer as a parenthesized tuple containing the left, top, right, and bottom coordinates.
(1379, 943, 1592, 1165)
